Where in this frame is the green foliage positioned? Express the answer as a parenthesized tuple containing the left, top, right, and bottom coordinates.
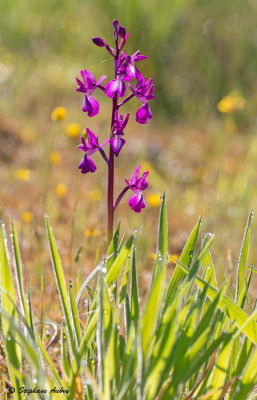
(1, 199, 257, 399)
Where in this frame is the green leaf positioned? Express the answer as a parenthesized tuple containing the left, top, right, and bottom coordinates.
(176, 259, 257, 344)
(141, 265, 166, 360)
(106, 235, 134, 286)
(164, 217, 201, 309)
(236, 209, 253, 303)
(131, 249, 139, 325)
(151, 192, 168, 287)
(106, 223, 120, 272)
(151, 192, 168, 284)
(231, 345, 257, 400)
(46, 217, 76, 356)
(68, 280, 81, 347)
(0, 225, 22, 400)
(11, 218, 31, 328)
(202, 247, 217, 288)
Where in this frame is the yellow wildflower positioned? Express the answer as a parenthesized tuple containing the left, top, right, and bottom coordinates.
(147, 192, 161, 208)
(51, 106, 67, 121)
(89, 188, 102, 202)
(168, 254, 179, 264)
(55, 183, 67, 198)
(66, 123, 81, 138)
(141, 161, 153, 173)
(217, 91, 245, 114)
(21, 211, 33, 223)
(150, 253, 179, 265)
(50, 150, 61, 165)
(84, 228, 102, 238)
(15, 168, 31, 181)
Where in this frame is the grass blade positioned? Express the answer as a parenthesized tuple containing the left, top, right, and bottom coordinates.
(46, 217, 76, 356)
(236, 209, 253, 302)
(164, 217, 201, 309)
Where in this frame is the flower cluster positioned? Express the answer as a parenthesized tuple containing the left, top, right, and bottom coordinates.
(76, 20, 154, 224)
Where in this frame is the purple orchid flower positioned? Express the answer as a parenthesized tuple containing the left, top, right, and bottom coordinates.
(125, 165, 149, 213)
(135, 103, 152, 124)
(105, 72, 126, 99)
(128, 76, 155, 103)
(110, 113, 129, 156)
(76, 69, 106, 117)
(78, 129, 109, 174)
(128, 75, 155, 124)
(121, 51, 147, 82)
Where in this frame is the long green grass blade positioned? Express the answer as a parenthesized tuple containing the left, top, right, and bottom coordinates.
(151, 192, 168, 283)
(68, 280, 81, 347)
(231, 345, 257, 400)
(11, 218, 31, 327)
(0, 226, 22, 400)
(164, 217, 201, 308)
(46, 217, 76, 356)
(236, 209, 253, 302)
(141, 265, 166, 360)
(106, 235, 134, 286)
(106, 223, 120, 272)
(131, 249, 139, 325)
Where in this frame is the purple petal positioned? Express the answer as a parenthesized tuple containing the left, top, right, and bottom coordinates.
(137, 171, 149, 190)
(82, 96, 99, 117)
(110, 135, 126, 157)
(78, 136, 89, 151)
(132, 51, 147, 62)
(105, 78, 126, 98)
(76, 77, 86, 93)
(135, 103, 152, 124)
(113, 20, 119, 40)
(128, 193, 145, 213)
(119, 26, 126, 39)
(122, 113, 130, 129)
(124, 64, 138, 81)
(129, 165, 141, 185)
(81, 69, 95, 84)
(86, 128, 98, 148)
(95, 75, 107, 87)
(78, 155, 97, 174)
(92, 36, 107, 47)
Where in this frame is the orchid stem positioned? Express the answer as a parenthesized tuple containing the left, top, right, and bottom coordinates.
(107, 94, 118, 245)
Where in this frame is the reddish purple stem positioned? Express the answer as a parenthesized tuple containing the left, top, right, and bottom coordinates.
(107, 49, 120, 245)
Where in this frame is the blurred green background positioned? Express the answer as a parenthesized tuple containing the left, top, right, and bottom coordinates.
(1, 0, 257, 291)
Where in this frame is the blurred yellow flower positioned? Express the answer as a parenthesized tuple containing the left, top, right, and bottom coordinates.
(141, 162, 153, 173)
(150, 253, 179, 265)
(21, 211, 33, 223)
(55, 183, 67, 198)
(15, 168, 31, 181)
(84, 228, 102, 238)
(168, 254, 179, 264)
(66, 123, 81, 138)
(217, 91, 245, 114)
(51, 106, 67, 121)
(50, 150, 61, 165)
(89, 188, 102, 202)
(147, 192, 161, 208)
